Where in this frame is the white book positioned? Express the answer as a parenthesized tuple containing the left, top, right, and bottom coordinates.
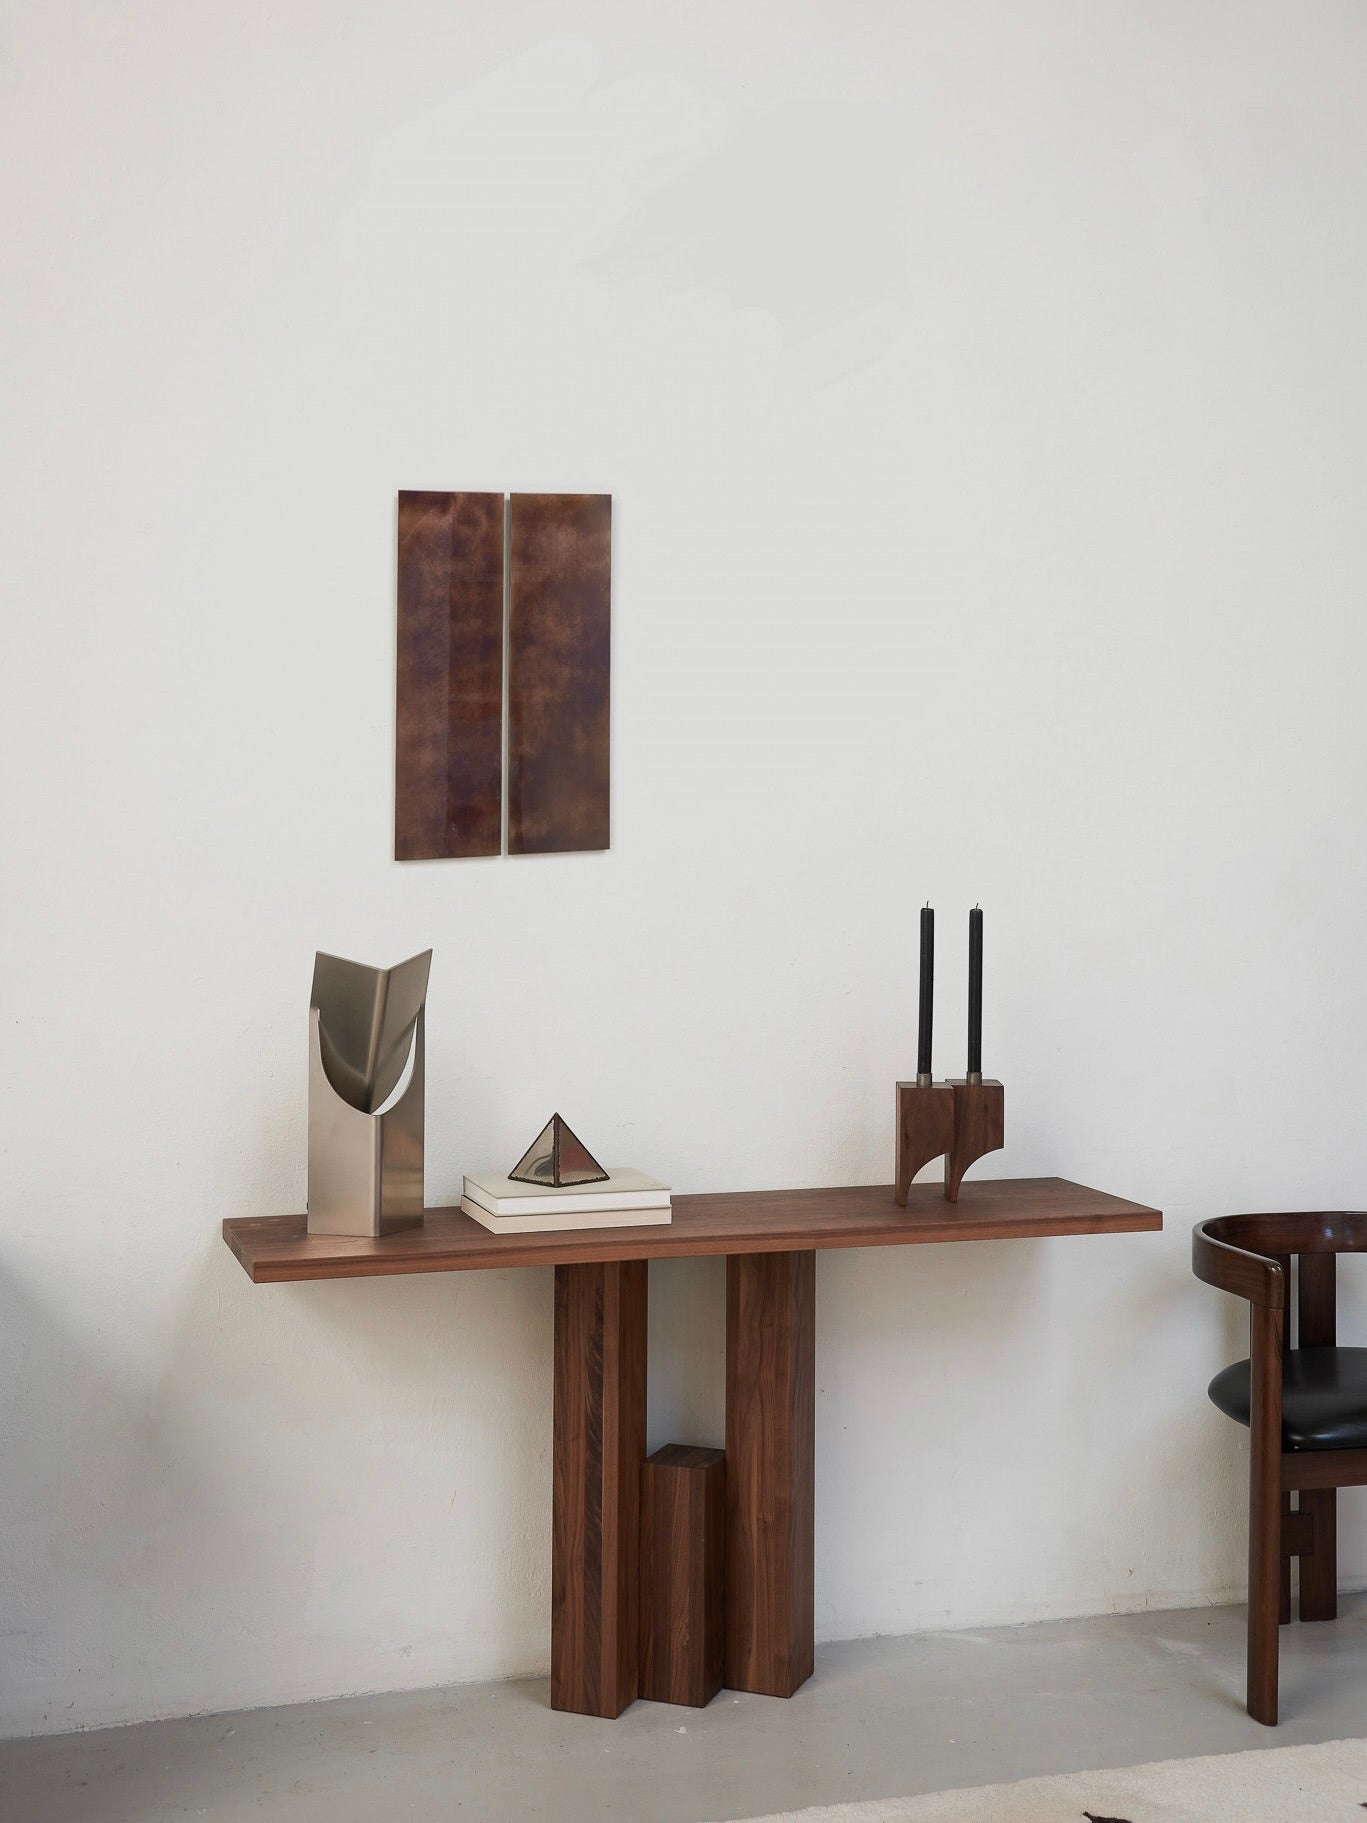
(462, 1167, 670, 1218)
(461, 1197, 672, 1235)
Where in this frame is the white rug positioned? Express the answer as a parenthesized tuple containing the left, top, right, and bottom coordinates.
(713, 1738, 1367, 1822)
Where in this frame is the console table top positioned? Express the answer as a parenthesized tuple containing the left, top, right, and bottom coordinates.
(222, 1176, 1161, 1284)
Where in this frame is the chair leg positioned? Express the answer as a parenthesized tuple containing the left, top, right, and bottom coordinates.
(1247, 1458, 1282, 1723)
(1299, 1488, 1338, 1623)
(1279, 1493, 1293, 1625)
(1246, 1305, 1283, 1726)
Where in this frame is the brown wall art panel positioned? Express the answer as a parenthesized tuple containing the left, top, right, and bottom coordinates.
(508, 493, 611, 855)
(395, 490, 505, 859)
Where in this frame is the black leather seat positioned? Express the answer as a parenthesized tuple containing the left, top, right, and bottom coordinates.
(1209, 1347, 1367, 1451)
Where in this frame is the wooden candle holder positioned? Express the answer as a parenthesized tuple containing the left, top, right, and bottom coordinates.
(945, 1079, 1004, 1203)
(895, 1080, 956, 1206)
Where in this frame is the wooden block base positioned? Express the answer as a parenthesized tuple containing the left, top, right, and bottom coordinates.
(946, 1079, 1004, 1203)
(895, 1081, 955, 1206)
(640, 1446, 725, 1707)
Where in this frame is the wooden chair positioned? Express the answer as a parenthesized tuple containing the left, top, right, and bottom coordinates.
(1192, 1212, 1367, 1724)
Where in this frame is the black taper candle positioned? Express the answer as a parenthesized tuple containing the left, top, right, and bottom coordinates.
(967, 905, 983, 1079)
(917, 904, 934, 1079)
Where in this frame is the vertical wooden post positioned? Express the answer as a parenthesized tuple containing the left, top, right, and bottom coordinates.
(1279, 1493, 1293, 1626)
(640, 1446, 726, 1707)
(1297, 1251, 1338, 1623)
(1247, 1299, 1284, 1726)
(551, 1261, 647, 1717)
(725, 1250, 815, 1698)
(1299, 1488, 1338, 1622)
(1298, 1252, 1336, 1348)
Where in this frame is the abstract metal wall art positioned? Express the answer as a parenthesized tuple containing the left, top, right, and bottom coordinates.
(395, 492, 504, 859)
(508, 493, 612, 856)
(395, 491, 611, 860)
(307, 948, 432, 1236)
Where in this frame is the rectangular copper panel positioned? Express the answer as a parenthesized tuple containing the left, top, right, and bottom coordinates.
(508, 493, 611, 854)
(395, 490, 504, 859)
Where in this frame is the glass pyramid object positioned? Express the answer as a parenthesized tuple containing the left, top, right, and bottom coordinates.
(508, 1113, 608, 1187)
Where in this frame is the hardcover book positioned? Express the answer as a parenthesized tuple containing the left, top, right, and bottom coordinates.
(462, 1166, 670, 1219)
(460, 1196, 672, 1236)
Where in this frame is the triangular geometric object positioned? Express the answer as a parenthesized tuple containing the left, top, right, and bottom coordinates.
(508, 1113, 608, 1188)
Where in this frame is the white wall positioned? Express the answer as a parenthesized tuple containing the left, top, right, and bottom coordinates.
(4, 0, 1367, 1737)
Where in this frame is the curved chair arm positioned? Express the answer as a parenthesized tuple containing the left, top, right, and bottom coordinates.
(1192, 1214, 1307, 1725)
(1192, 1220, 1285, 1310)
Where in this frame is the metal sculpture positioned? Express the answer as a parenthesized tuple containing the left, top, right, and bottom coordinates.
(307, 949, 432, 1236)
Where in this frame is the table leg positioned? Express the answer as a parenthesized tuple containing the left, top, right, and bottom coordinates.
(725, 1249, 815, 1697)
(551, 1260, 648, 1716)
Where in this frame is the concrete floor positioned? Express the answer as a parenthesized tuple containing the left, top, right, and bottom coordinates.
(4, 1599, 1367, 1823)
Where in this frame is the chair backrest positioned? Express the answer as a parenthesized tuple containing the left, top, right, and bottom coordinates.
(1193, 1212, 1367, 1350)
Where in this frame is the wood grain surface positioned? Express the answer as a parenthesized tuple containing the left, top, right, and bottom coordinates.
(395, 490, 505, 859)
(894, 1080, 955, 1206)
(1247, 1298, 1284, 1724)
(551, 1261, 647, 1717)
(945, 1078, 1005, 1202)
(639, 1446, 725, 1707)
(1281, 1449, 1367, 1492)
(725, 1251, 815, 1698)
(223, 1178, 1161, 1284)
(1295, 1251, 1340, 1624)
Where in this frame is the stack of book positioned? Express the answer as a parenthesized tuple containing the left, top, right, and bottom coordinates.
(461, 1166, 672, 1235)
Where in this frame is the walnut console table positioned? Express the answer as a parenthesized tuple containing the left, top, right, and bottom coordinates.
(223, 1177, 1161, 1718)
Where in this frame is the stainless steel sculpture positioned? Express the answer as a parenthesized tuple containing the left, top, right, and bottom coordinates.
(307, 949, 432, 1236)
